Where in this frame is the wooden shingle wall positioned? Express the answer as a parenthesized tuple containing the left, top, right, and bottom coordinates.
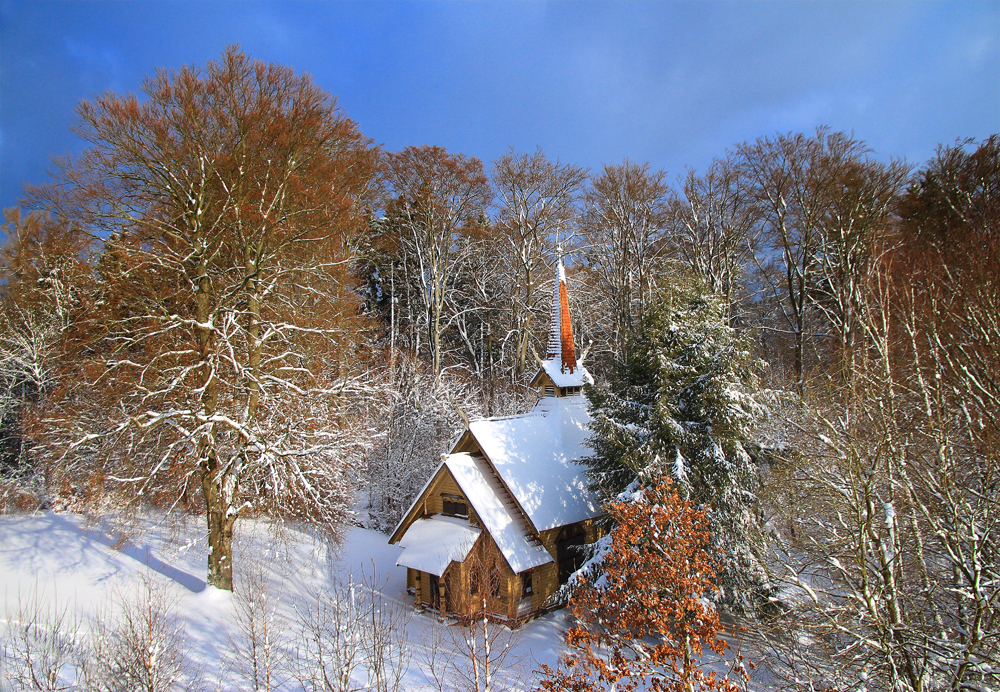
(423, 469, 467, 517)
(532, 517, 604, 609)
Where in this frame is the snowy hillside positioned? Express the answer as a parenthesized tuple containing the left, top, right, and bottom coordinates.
(0, 512, 570, 690)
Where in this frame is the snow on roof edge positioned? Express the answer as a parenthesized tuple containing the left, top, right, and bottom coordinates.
(388, 457, 446, 543)
(395, 515, 481, 577)
(444, 453, 554, 574)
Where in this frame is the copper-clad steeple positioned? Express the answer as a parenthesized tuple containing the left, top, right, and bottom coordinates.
(546, 257, 577, 374)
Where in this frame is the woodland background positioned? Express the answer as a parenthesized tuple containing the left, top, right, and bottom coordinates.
(0, 48, 997, 691)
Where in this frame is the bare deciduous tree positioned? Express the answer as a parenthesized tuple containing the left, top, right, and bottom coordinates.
(228, 556, 288, 692)
(492, 148, 587, 376)
(25, 46, 381, 590)
(82, 575, 200, 692)
(759, 139, 999, 691)
(291, 568, 411, 692)
(580, 160, 674, 358)
(738, 129, 867, 395)
(671, 155, 760, 321)
(382, 145, 493, 377)
(0, 209, 92, 486)
(416, 548, 528, 692)
(1, 587, 83, 691)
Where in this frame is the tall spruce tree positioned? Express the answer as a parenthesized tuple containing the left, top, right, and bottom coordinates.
(583, 281, 771, 607)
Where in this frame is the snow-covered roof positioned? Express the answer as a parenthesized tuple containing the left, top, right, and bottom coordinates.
(389, 258, 602, 575)
(538, 359, 593, 388)
(443, 453, 554, 574)
(395, 515, 481, 577)
(468, 396, 601, 533)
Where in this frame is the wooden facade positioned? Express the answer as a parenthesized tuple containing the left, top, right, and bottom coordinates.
(388, 257, 603, 626)
(392, 452, 604, 623)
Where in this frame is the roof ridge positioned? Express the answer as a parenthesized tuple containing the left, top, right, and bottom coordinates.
(476, 411, 545, 423)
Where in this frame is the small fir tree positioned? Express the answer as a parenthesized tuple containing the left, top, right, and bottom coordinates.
(583, 283, 770, 605)
(538, 479, 750, 692)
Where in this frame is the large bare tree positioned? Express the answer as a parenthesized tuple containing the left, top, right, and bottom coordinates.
(382, 145, 492, 377)
(759, 137, 999, 692)
(580, 160, 674, 358)
(26, 47, 381, 590)
(670, 155, 760, 322)
(491, 148, 587, 375)
(738, 129, 875, 395)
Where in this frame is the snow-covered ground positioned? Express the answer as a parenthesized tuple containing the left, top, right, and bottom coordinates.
(0, 511, 569, 690)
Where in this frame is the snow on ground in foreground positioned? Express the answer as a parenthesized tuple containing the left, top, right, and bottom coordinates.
(0, 511, 568, 690)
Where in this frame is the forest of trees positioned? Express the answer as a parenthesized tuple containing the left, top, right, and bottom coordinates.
(0, 48, 997, 691)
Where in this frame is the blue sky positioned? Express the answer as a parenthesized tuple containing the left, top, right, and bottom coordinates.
(1, 0, 998, 216)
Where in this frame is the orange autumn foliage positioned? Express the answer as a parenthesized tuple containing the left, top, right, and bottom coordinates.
(538, 479, 749, 692)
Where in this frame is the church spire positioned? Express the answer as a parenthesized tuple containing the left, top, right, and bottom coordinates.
(529, 252, 592, 395)
(546, 254, 577, 374)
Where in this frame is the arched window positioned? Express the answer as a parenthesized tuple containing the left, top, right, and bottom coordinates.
(489, 562, 502, 599)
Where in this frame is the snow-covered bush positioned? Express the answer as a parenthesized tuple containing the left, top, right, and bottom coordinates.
(364, 358, 534, 534)
(1, 587, 83, 691)
(290, 568, 411, 692)
(81, 574, 200, 692)
(227, 557, 289, 692)
(364, 362, 462, 534)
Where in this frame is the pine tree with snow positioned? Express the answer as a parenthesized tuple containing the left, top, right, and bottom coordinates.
(583, 280, 771, 608)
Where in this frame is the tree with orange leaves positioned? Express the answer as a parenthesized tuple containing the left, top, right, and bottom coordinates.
(538, 479, 749, 692)
(0, 208, 94, 480)
(23, 46, 382, 590)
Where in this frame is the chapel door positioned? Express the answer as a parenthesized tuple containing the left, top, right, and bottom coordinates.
(556, 526, 586, 583)
(428, 574, 440, 610)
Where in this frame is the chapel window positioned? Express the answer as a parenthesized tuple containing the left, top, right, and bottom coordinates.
(489, 562, 502, 599)
(442, 496, 468, 518)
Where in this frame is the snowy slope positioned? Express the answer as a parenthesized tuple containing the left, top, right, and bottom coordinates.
(0, 511, 569, 690)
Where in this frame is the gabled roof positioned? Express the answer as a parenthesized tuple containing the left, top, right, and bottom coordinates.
(533, 359, 594, 388)
(390, 453, 554, 575)
(443, 453, 553, 573)
(468, 396, 601, 533)
(396, 515, 480, 576)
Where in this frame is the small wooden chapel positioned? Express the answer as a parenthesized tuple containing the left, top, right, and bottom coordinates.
(388, 258, 604, 624)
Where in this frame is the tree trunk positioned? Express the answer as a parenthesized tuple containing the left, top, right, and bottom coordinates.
(203, 451, 236, 591)
(192, 243, 235, 590)
(515, 264, 533, 376)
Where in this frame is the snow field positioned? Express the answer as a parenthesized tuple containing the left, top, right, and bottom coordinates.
(0, 512, 568, 690)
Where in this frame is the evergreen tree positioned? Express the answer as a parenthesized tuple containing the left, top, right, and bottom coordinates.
(583, 281, 771, 607)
